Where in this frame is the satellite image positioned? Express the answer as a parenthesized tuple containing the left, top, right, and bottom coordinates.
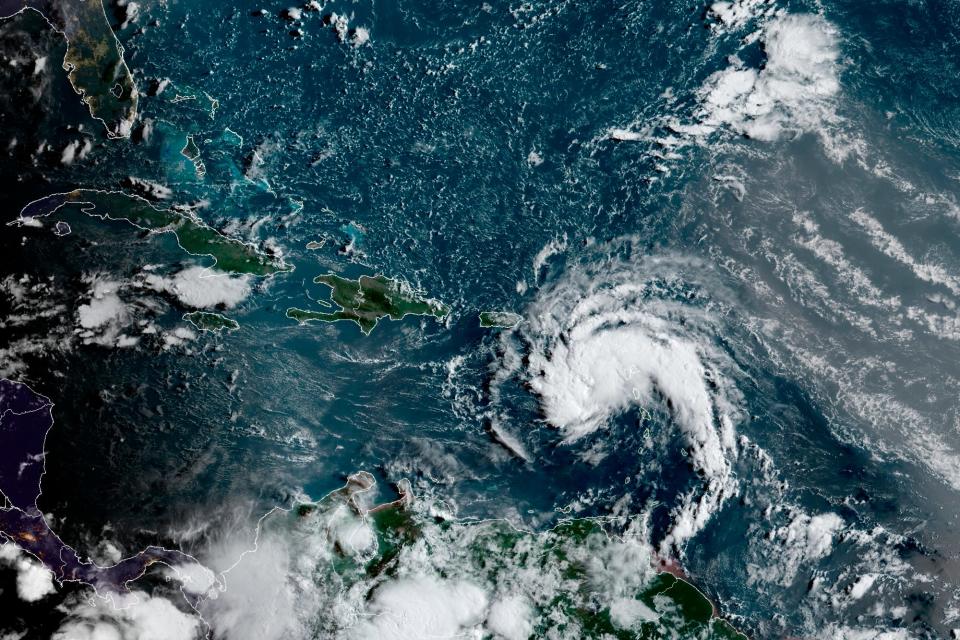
(0, 0, 959, 638)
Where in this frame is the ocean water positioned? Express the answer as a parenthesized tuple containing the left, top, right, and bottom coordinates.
(3, 0, 960, 637)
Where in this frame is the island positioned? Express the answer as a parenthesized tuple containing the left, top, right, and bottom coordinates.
(183, 311, 239, 332)
(479, 310, 523, 328)
(0, 0, 138, 138)
(286, 273, 449, 335)
(180, 135, 206, 178)
(17, 190, 289, 276)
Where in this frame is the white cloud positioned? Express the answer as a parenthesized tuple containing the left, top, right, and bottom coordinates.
(145, 266, 251, 309)
(15, 559, 55, 602)
(531, 235, 567, 281)
(849, 208, 960, 296)
(581, 523, 655, 599)
(195, 531, 308, 640)
(78, 279, 127, 330)
(0, 543, 56, 602)
(680, 14, 840, 143)
(348, 575, 488, 640)
(351, 27, 370, 47)
(750, 511, 844, 587)
(528, 316, 717, 441)
(61, 140, 80, 165)
(76, 276, 138, 348)
(162, 326, 197, 349)
(328, 508, 377, 557)
(609, 597, 658, 629)
(115, 334, 140, 348)
(848, 573, 877, 601)
(125, 177, 173, 200)
(822, 626, 914, 640)
(609, 12, 848, 163)
(177, 473, 703, 640)
(486, 595, 534, 640)
(90, 541, 124, 566)
(791, 210, 899, 311)
(167, 562, 218, 597)
(0, 274, 72, 375)
(516, 252, 742, 553)
(707, 0, 774, 30)
(16, 216, 43, 228)
(52, 592, 201, 640)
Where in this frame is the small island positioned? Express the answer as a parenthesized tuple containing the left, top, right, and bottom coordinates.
(184, 311, 239, 332)
(286, 273, 449, 335)
(479, 310, 523, 328)
(18, 190, 289, 276)
(180, 135, 207, 178)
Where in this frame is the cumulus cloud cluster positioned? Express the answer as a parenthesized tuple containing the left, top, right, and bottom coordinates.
(610, 11, 846, 163)
(76, 276, 136, 347)
(0, 274, 70, 377)
(143, 266, 251, 310)
(706, 0, 776, 30)
(144, 474, 661, 640)
(748, 511, 844, 587)
(0, 543, 56, 602)
(0, 259, 255, 376)
(71, 265, 250, 351)
(349, 576, 488, 640)
(677, 14, 840, 143)
(513, 251, 743, 553)
(52, 591, 202, 640)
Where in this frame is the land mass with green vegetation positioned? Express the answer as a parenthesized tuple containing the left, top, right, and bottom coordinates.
(184, 311, 239, 332)
(286, 273, 449, 335)
(0, 0, 139, 137)
(275, 473, 748, 639)
(479, 310, 523, 328)
(19, 189, 288, 276)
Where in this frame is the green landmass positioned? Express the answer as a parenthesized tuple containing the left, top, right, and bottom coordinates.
(21, 190, 288, 276)
(55, 0, 139, 137)
(183, 311, 239, 332)
(286, 273, 449, 335)
(479, 310, 523, 328)
(272, 475, 748, 639)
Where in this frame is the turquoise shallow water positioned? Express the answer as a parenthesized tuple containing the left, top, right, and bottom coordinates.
(3, 0, 960, 637)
